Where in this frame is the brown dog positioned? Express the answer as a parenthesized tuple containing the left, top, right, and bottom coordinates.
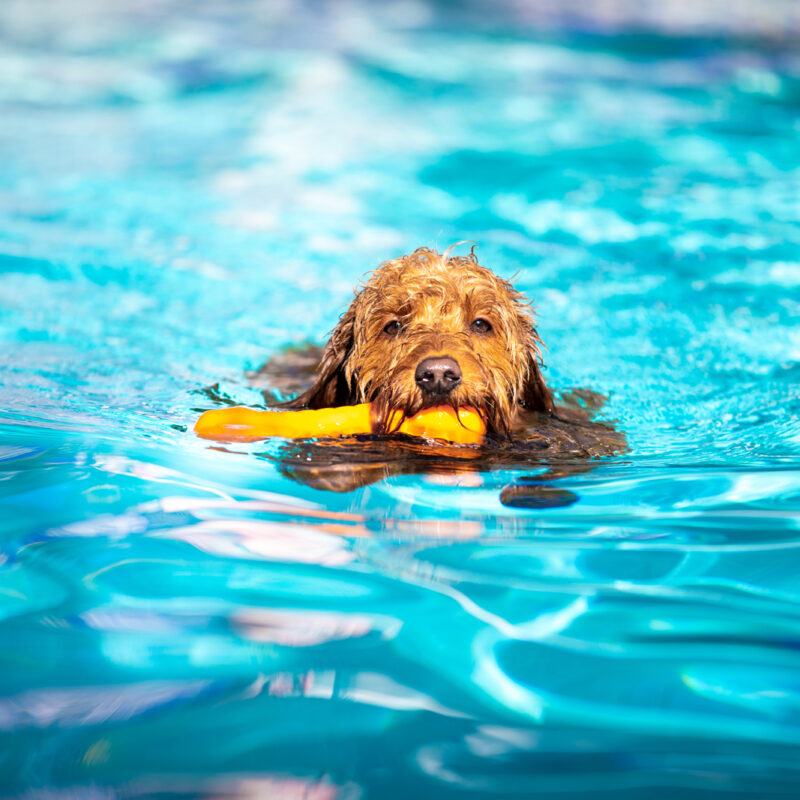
(286, 246, 552, 437)
(246, 246, 624, 502)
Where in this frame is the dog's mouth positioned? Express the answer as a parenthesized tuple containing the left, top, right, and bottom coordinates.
(353, 348, 519, 440)
(369, 384, 514, 440)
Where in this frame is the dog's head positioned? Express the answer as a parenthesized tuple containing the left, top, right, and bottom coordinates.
(295, 247, 553, 436)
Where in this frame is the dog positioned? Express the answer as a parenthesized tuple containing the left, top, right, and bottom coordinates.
(245, 246, 624, 504)
(285, 246, 552, 437)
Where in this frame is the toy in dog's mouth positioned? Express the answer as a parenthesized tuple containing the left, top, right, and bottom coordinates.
(193, 403, 486, 445)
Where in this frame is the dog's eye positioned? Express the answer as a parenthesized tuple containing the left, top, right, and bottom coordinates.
(383, 320, 402, 336)
(470, 318, 493, 334)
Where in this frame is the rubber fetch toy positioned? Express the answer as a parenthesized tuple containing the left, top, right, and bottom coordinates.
(194, 403, 486, 445)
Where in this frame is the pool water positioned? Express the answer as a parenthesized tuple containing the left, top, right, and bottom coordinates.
(2, 1, 800, 796)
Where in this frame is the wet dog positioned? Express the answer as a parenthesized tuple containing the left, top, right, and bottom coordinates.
(286, 246, 552, 438)
(248, 246, 625, 504)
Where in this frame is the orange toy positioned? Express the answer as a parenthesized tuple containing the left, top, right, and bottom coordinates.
(194, 403, 486, 445)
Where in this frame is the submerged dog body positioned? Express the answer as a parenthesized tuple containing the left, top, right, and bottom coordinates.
(287, 247, 553, 437)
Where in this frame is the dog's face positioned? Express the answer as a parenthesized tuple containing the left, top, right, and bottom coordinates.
(295, 247, 553, 436)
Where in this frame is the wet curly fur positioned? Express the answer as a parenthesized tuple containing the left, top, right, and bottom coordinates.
(238, 245, 625, 500)
(286, 246, 553, 438)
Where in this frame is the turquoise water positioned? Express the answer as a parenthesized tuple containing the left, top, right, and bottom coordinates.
(2, 2, 800, 796)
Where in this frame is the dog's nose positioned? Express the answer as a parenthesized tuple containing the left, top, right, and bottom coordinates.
(415, 356, 462, 395)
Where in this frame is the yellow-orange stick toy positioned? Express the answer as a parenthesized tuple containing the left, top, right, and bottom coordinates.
(194, 403, 486, 445)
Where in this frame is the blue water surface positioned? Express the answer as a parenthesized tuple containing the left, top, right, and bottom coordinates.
(1, 1, 800, 797)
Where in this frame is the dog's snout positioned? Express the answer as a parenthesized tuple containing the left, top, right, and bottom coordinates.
(415, 356, 462, 395)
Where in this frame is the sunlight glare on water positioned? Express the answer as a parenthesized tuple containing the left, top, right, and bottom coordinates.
(1, 1, 800, 797)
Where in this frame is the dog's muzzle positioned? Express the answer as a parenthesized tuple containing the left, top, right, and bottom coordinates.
(414, 356, 462, 396)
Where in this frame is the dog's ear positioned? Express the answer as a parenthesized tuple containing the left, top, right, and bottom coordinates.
(520, 327, 554, 414)
(286, 302, 358, 409)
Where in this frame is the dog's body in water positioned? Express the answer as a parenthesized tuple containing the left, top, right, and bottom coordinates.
(248, 247, 625, 507)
